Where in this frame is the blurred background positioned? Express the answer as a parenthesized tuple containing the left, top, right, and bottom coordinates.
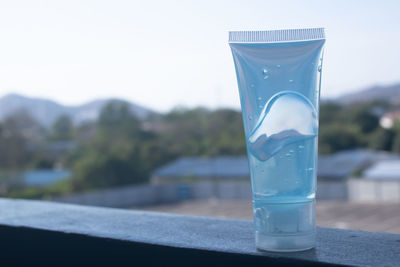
(0, 0, 399, 234)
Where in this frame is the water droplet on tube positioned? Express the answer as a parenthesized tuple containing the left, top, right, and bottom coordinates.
(262, 68, 269, 80)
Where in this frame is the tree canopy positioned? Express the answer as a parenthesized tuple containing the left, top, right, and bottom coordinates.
(4, 98, 400, 198)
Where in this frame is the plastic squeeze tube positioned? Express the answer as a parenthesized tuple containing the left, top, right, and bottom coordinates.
(229, 28, 325, 252)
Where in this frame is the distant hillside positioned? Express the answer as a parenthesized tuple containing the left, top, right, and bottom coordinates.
(337, 83, 400, 105)
(0, 93, 155, 127)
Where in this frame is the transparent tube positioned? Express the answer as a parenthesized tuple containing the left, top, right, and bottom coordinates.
(229, 28, 325, 252)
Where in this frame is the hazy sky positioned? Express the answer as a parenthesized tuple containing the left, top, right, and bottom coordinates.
(0, 0, 399, 111)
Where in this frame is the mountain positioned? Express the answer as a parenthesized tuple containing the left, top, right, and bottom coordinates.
(336, 83, 400, 105)
(0, 93, 155, 127)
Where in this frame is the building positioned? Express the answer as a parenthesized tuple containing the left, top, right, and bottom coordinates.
(152, 149, 397, 183)
(380, 110, 400, 129)
(23, 169, 71, 187)
(151, 156, 249, 184)
(317, 149, 397, 179)
(151, 150, 400, 201)
(363, 160, 400, 180)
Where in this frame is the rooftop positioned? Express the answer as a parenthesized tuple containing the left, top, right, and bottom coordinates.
(318, 149, 396, 179)
(152, 149, 399, 180)
(153, 156, 250, 179)
(364, 160, 400, 180)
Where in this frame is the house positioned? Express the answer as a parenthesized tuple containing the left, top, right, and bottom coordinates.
(380, 110, 400, 129)
(23, 169, 71, 187)
(151, 156, 249, 184)
(152, 149, 397, 183)
(318, 149, 397, 179)
(363, 160, 400, 180)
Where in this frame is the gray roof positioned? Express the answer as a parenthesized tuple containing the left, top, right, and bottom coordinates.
(153, 156, 249, 179)
(318, 149, 398, 179)
(24, 169, 71, 187)
(364, 160, 400, 180)
(153, 150, 399, 180)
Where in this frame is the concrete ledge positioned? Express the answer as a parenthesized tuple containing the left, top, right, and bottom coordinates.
(0, 198, 399, 266)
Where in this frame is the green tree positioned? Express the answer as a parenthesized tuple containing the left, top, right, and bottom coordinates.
(51, 115, 74, 140)
(158, 107, 246, 157)
(204, 109, 246, 155)
(319, 101, 341, 124)
(319, 124, 363, 154)
(391, 122, 400, 153)
(159, 107, 209, 156)
(347, 106, 380, 133)
(71, 153, 146, 191)
(0, 110, 44, 168)
(318, 100, 390, 153)
(69, 101, 149, 191)
(98, 100, 140, 135)
(368, 128, 395, 151)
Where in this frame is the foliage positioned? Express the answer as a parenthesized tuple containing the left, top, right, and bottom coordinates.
(318, 101, 388, 154)
(158, 107, 246, 157)
(346, 105, 380, 133)
(319, 101, 341, 123)
(50, 115, 74, 140)
(68, 101, 150, 191)
(2, 97, 400, 198)
(319, 124, 364, 154)
(390, 122, 400, 153)
(7, 179, 73, 199)
(367, 128, 395, 151)
(71, 153, 146, 191)
(0, 110, 43, 168)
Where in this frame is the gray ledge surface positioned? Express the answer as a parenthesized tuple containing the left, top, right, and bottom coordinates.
(0, 198, 399, 266)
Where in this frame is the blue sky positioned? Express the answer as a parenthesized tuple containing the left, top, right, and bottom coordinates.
(0, 0, 399, 111)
